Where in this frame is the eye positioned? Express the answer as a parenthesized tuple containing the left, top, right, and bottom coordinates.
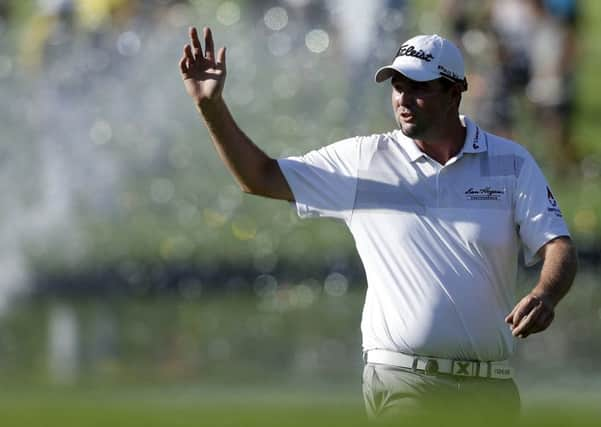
(413, 82, 434, 92)
(393, 82, 410, 93)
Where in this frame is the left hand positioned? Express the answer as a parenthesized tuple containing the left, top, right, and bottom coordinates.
(505, 293, 555, 339)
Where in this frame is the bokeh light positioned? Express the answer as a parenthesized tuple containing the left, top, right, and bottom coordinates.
(150, 178, 175, 204)
(90, 120, 112, 145)
(216, 1, 240, 26)
(324, 272, 348, 297)
(116, 31, 141, 57)
(264, 7, 289, 31)
(305, 29, 329, 53)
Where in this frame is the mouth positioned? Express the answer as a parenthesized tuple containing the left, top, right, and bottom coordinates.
(398, 110, 415, 122)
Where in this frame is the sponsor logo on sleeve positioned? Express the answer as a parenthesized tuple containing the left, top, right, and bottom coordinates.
(547, 186, 563, 217)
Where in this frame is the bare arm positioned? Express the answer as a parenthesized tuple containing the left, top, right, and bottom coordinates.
(179, 26, 293, 201)
(505, 236, 578, 338)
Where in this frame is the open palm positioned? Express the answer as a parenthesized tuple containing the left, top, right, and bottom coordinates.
(179, 27, 226, 105)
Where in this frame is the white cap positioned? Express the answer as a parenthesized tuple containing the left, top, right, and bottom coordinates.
(375, 34, 467, 91)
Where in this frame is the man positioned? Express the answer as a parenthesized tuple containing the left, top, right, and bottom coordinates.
(179, 27, 577, 420)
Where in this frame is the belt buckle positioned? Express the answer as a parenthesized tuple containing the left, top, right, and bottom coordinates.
(452, 360, 477, 377)
(414, 357, 440, 376)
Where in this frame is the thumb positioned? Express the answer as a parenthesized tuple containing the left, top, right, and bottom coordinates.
(505, 305, 517, 324)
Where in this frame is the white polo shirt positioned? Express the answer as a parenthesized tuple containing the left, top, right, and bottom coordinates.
(277, 116, 570, 361)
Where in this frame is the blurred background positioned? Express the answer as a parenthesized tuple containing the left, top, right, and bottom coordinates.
(0, 0, 600, 424)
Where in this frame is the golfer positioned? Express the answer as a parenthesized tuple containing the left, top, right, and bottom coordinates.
(179, 27, 577, 420)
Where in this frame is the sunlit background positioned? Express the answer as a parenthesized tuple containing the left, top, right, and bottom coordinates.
(0, 0, 600, 425)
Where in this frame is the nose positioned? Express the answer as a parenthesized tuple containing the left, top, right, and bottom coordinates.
(393, 87, 411, 107)
(393, 89, 404, 106)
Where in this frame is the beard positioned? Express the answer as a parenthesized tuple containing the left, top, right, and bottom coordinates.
(398, 122, 419, 138)
(396, 115, 429, 139)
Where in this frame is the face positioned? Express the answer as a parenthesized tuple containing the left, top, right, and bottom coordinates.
(391, 74, 456, 141)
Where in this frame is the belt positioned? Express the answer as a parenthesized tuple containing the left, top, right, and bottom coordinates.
(365, 349, 514, 379)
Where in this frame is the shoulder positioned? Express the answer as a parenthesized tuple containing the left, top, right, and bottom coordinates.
(320, 130, 402, 161)
(484, 131, 532, 158)
(352, 130, 401, 151)
(343, 131, 394, 145)
(324, 131, 396, 154)
(295, 133, 388, 163)
(353, 130, 403, 164)
(482, 130, 538, 176)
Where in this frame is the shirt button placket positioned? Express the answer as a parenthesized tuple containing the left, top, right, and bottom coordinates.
(436, 166, 443, 208)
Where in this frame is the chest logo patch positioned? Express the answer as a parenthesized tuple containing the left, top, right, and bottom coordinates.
(465, 186, 505, 201)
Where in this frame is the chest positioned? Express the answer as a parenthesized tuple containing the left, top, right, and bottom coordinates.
(351, 150, 518, 249)
(354, 151, 515, 213)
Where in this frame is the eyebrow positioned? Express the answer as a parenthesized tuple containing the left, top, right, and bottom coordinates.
(390, 75, 408, 84)
(391, 78, 429, 87)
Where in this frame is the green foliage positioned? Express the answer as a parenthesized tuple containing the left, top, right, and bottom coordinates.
(0, 271, 599, 388)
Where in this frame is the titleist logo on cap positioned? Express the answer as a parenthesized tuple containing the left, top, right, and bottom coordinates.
(395, 44, 434, 62)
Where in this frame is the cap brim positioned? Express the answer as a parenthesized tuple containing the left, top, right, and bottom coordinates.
(374, 64, 440, 83)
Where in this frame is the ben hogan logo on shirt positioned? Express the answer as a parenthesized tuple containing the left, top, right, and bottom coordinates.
(464, 186, 505, 201)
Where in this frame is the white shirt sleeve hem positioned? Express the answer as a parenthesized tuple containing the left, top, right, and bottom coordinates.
(523, 232, 571, 267)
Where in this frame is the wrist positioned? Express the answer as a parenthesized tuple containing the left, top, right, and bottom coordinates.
(530, 290, 557, 308)
(196, 96, 225, 113)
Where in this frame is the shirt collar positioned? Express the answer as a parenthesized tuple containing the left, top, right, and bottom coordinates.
(395, 115, 487, 163)
(396, 131, 426, 162)
(460, 115, 487, 155)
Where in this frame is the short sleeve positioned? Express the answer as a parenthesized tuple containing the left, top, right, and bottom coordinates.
(514, 152, 570, 266)
(277, 137, 360, 222)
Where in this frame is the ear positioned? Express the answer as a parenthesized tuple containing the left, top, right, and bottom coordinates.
(450, 84, 462, 108)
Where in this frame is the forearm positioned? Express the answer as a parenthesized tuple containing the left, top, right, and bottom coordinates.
(531, 237, 578, 307)
(181, 26, 292, 200)
(197, 98, 273, 194)
(506, 237, 577, 338)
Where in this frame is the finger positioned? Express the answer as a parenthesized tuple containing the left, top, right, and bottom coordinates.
(179, 55, 188, 74)
(514, 301, 544, 336)
(522, 308, 555, 338)
(510, 307, 526, 330)
(510, 297, 539, 329)
(204, 27, 215, 62)
(511, 309, 534, 336)
(216, 46, 226, 70)
(512, 301, 545, 337)
(190, 26, 203, 60)
(184, 44, 194, 62)
(517, 314, 547, 338)
(505, 306, 517, 324)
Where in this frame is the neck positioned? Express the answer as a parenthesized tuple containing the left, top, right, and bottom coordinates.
(413, 117, 466, 165)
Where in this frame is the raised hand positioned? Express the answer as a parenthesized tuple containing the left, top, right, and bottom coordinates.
(179, 26, 226, 106)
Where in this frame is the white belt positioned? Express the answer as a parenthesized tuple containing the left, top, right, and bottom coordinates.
(365, 349, 514, 380)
